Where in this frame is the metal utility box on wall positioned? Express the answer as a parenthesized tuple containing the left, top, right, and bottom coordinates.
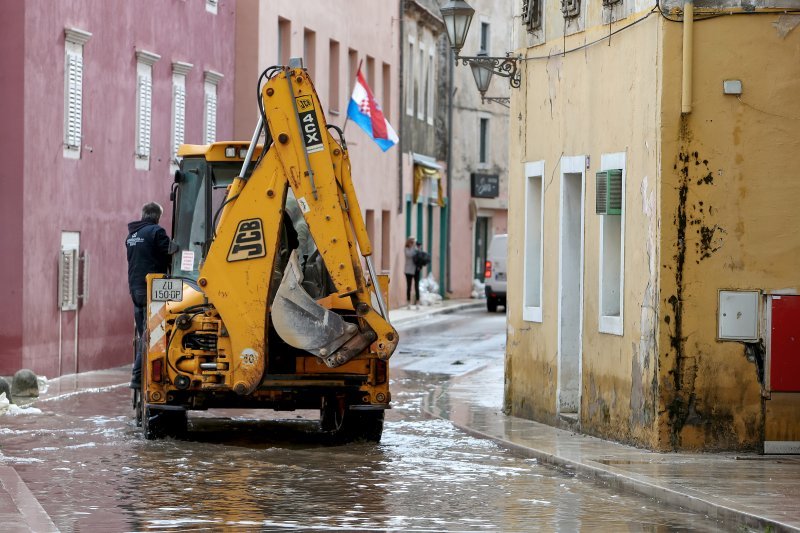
(767, 294, 800, 393)
(595, 169, 622, 215)
(717, 290, 759, 341)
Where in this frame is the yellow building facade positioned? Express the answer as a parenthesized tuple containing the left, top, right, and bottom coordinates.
(506, 0, 800, 450)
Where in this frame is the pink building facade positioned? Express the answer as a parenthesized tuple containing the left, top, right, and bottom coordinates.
(0, 0, 235, 377)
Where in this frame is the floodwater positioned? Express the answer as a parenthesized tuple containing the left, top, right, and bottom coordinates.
(0, 311, 726, 531)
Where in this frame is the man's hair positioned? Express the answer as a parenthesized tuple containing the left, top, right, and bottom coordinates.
(141, 202, 163, 223)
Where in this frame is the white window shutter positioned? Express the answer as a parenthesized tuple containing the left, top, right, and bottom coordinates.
(65, 52, 83, 148)
(204, 91, 217, 144)
(172, 84, 186, 161)
(137, 75, 152, 158)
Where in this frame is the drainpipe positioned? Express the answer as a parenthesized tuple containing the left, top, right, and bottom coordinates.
(681, 0, 694, 114)
(398, 1, 405, 214)
(445, 44, 454, 294)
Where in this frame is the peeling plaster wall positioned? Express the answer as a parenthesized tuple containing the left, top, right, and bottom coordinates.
(658, 15, 800, 450)
(507, 13, 662, 446)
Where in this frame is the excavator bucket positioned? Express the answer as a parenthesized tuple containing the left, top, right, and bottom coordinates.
(271, 250, 358, 357)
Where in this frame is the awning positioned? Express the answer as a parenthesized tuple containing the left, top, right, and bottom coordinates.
(412, 153, 444, 206)
(412, 152, 443, 170)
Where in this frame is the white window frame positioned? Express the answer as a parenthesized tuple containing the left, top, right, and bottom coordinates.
(171, 62, 192, 172)
(426, 47, 435, 125)
(598, 151, 626, 335)
(405, 36, 415, 116)
(135, 50, 160, 171)
(523, 160, 545, 322)
(205, 0, 218, 15)
(416, 43, 426, 120)
(63, 28, 91, 160)
(478, 113, 490, 168)
(204, 70, 223, 145)
(479, 19, 491, 53)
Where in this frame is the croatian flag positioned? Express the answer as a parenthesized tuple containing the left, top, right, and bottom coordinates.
(347, 69, 398, 152)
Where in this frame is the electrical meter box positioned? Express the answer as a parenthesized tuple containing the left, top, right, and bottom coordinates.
(717, 290, 759, 342)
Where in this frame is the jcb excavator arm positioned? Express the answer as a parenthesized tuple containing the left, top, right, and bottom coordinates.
(197, 66, 398, 395)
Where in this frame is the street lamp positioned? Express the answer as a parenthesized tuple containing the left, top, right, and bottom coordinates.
(440, 0, 475, 57)
(469, 51, 511, 107)
(440, 0, 521, 95)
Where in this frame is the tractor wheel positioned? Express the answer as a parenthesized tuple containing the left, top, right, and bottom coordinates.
(321, 397, 384, 443)
(142, 405, 187, 440)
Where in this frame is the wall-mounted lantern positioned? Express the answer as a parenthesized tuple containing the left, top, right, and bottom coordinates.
(440, 0, 520, 106)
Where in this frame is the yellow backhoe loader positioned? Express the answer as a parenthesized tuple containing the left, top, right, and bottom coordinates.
(135, 59, 398, 441)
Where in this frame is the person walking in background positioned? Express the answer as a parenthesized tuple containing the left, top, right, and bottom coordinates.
(126, 202, 171, 389)
(413, 241, 431, 305)
(404, 236, 419, 309)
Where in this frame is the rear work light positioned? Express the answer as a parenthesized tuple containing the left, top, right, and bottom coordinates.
(484, 260, 492, 280)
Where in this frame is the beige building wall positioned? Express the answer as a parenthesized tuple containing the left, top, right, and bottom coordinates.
(658, 16, 800, 450)
(507, 0, 800, 450)
(507, 12, 662, 446)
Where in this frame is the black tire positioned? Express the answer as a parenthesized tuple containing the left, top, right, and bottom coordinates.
(487, 297, 498, 313)
(133, 389, 142, 427)
(142, 405, 187, 440)
(320, 396, 346, 432)
(348, 410, 384, 443)
(321, 397, 384, 443)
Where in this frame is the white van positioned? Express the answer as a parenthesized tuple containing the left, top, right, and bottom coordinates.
(484, 234, 507, 312)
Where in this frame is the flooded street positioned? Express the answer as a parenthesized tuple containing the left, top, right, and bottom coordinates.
(0, 310, 724, 531)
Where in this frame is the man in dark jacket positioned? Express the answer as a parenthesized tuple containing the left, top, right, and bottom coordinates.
(126, 202, 171, 388)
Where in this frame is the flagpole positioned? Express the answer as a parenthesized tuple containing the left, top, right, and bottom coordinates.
(342, 59, 363, 134)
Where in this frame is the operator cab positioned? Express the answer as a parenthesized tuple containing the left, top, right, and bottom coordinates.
(170, 143, 260, 280)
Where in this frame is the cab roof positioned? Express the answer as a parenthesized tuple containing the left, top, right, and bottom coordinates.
(177, 142, 264, 162)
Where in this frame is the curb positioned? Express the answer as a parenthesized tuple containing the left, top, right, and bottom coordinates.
(0, 467, 58, 533)
(422, 386, 797, 532)
(391, 300, 485, 326)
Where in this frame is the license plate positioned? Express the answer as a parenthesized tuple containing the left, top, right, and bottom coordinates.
(151, 278, 183, 302)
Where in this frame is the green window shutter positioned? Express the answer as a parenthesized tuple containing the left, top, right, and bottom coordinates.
(595, 169, 622, 215)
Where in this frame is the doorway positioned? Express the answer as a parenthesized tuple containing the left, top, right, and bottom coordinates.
(474, 216, 489, 280)
(558, 164, 585, 415)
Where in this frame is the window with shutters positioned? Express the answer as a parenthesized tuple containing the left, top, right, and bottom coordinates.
(416, 43, 425, 120)
(136, 75, 153, 159)
(598, 152, 626, 335)
(135, 50, 159, 171)
(426, 48, 434, 125)
(405, 37, 415, 116)
(171, 62, 192, 170)
(522, 0, 543, 32)
(204, 70, 223, 145)
(63, 28, 91, 160)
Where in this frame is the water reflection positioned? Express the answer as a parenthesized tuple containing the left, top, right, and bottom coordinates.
(0, 371, 725, 531)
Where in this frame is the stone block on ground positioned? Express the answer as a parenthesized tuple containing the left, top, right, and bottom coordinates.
(0, 377, 12, 403)
(12, 369, 39, 397)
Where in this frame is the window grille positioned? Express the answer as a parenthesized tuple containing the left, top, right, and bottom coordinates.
(561, 0, 581, 19)
(522, 0, 543, 31)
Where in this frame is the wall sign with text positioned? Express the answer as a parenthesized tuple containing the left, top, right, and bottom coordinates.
(470, 173, 500, 198)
